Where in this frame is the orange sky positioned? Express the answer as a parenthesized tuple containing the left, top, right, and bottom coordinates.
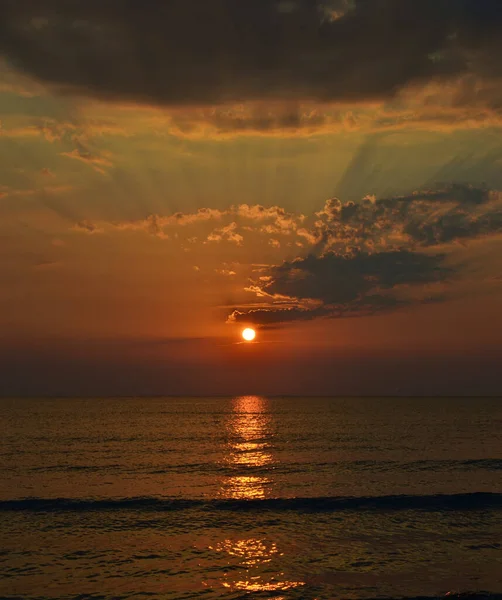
(1, 1, 502, 395)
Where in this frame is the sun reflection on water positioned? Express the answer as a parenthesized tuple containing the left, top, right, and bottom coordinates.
(209, 396, 305, 594)
(221, 395, 274, 500)
(209, 537, 305, 594)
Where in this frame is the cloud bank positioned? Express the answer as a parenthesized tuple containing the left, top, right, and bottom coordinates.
(228, 184, 502, 325)
(1, 0, 502, 109)
(67, 184, 502, 326)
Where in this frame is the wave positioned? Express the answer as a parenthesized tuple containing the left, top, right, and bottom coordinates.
(1, 492, 501, 513)
(349, 459, 502, 472)
(3, 594, 502, 600)
(2, 591, 502, 600)
(366, 595, 502, 600)
(8, 458, 501, 476)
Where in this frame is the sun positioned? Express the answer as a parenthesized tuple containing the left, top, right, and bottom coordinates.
(242, 328, 256, 342)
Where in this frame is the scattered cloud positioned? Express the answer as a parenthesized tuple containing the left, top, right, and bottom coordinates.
(215, 268, 237, 276)
(309, 185, 502, 254)
(72, 220, 104, 235)
(41, 185, 74, 195)
(229, 184, 502, 325)
(207, 222, 243, 245)
(33, 260, 62, 270)
(65, 185, 502, 323)
(114, 214, 169, 239)
(169, 208, 225, 226)
(68, 204, 305, 241)
(0, 184, 74, 199)
(0, 125, 41, 138)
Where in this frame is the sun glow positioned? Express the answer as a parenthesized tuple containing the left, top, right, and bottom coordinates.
(242, 328, 256, 342)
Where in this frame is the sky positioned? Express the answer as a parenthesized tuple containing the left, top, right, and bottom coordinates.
(1, 0, 502, 396)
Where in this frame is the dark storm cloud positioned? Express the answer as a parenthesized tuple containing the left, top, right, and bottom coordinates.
(1, 0, 502, 105)
(231, 184, 502, 325)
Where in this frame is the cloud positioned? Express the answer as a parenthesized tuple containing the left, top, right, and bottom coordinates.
(61, 183, 501, 329)
(110, 208, 227, 235)
(265, 250, 450, 299)
(165, 104, 337, 138)
(207, 222, 243, 245)
(1, 0, 502, 109)
(310, 185, 502, 254)
(0, 125, 41, 138)
(156, 92, 502, 138)
(237, 203, 303, 234)
(230, 183, 502, 325)
(169, 207, 225, 226)
(33, 260, 61, 270)
(215, 268, 237, 276)
(230, 250, 452, 325)
(61, 147, 113, 175)
(68, 203, 305, 241)
(3, 2, 502, 139)
(228, 306, 328, 325)
(66, 187, 502, 322)
(113, 214, 169, 239)
(72, 220, 103, 234)
(0, 183, 74, 200)
(0, 118, 79, 142)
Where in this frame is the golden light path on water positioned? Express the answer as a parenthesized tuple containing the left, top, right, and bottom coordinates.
(208, 396, 305, 595)
(222, 394, 272, 500)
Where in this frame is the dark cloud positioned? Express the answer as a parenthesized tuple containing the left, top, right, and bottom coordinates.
(231, 184, 502, 325)
(228, 291, 426, 325)
(229, 306, 328, 326)
(314, 184, 502, 252)
(266, 250, 451, 301)
(230, 250, 451, 324)
(1, 0, 502, 106)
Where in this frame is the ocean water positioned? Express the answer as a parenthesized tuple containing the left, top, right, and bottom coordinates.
(1, 396, 501, 600)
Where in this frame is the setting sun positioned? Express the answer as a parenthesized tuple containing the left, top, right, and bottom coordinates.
(242, 328, 256, 342)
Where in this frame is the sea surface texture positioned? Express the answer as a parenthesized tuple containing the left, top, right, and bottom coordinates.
(1, 396, 501, 600)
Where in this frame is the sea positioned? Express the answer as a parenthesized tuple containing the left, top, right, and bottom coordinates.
(1, 396, 501, 600)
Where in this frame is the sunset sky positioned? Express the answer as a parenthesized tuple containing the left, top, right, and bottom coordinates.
(1, 0, 502, 396)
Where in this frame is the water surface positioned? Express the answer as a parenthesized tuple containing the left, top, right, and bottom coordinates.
(1, 396, 501, 599)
